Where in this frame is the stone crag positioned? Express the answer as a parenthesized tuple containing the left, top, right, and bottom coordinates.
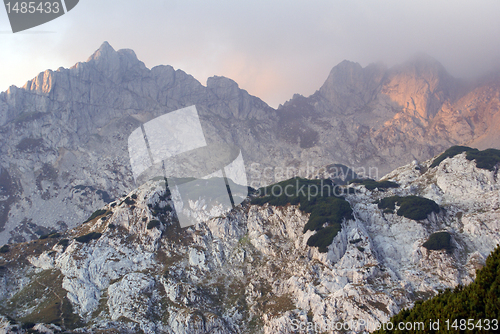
(0, 151, 499, 332)
(0, 42, 499, 244)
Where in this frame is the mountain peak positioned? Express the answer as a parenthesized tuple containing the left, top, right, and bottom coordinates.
(87, 41, 117, 62)
(407, 52, 442, 65)
(379, 53, 459, 119)
(317, 60, 385, 110)
(321, 60, 363, 90)
(327, 60, 363, 77)
(82, 42, 146, 82)
(207, 75, 239, 90)
(395, 52, 450, 79)
(100, 40, 113, 51)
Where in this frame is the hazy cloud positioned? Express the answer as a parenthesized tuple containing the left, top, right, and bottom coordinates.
(1, 0, 500, 107)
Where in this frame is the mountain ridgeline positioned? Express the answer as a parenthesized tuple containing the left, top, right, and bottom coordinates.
(1, 41, 500, 247)
(0, 146, 499, 333)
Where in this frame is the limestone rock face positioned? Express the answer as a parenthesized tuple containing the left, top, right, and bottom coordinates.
(0, 42, 277, 244)
(0, 152, 498, 333)
(318, 60, 386, 114)
(1, 42, 500, 245)
(277, 54, 500, 180)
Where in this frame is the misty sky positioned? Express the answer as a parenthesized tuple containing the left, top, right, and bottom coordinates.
(1, 0, 500, 107)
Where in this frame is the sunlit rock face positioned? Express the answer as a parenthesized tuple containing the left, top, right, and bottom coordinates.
(278, 54, 500, 180)
(0, 42, 277, 245)
(1, 42, 500, 245)
(0, 152, 498, 333)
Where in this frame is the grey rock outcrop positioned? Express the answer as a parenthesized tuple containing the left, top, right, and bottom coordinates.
(0, 42, 499, 244)
(0, 42, 277, 244)
(277, 53, 500, 178)
(0, 152, 498, 333)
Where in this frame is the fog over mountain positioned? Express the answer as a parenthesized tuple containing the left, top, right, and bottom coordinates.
(0, 40, 499, 333)
(0, 41, 499, 246)
(2, 1, 500, 107)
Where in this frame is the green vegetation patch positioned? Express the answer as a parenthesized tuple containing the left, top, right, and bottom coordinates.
(251, 177, 341, 207)
(147, 220, 161, 230)
(75, 232, 102, 243)
(466, 148, 500, 171)
(430, 145, 477, 168)
(431, 145, 500, 171)
(1, 269, 83, 330)
(123, 197, 136, 205)
(39, 232, 61, 240)
(57, 239, 69, 248)
(251, 177, 353, 253)
(16, 137, 44, 152)
(422, 231, 452, 251)
(84, 209, 110, 223)
(306, 225, 342, 253)
(378, 195, 440, 220)
(303, 197, 352, 232)
(349, 178, 399, 191)
(374, 244, 500, 334)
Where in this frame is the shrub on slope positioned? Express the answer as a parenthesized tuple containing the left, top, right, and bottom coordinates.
(251, 177, 353, 252)
(430, 146, 477, 168)
(349, 178, 399, 191)
(378, 195, 440, 220)
(422, 231, 453, 252)
(374, 244, 500, 334)
(431, 145, 500, 171)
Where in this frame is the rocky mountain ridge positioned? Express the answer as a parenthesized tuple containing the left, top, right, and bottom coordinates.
(278, 54, 500, 173)
(0, 148, 499, 333)
(1, 42, 500, 245)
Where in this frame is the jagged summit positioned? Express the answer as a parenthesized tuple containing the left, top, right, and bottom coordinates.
(320, 60, 364, 94)
(206, 75, 240, 93)
(315, 54, 455, 116)
(317, 59, 386, 109)
(81, 42, 147, 82)
(86, 41, 140, 63)
(1, 42, 500, 246)
(0, 147, 499, 332)
(86, 41, 116, 61)
(400, 52, 449, 73)
(387, 52, 458, 99)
